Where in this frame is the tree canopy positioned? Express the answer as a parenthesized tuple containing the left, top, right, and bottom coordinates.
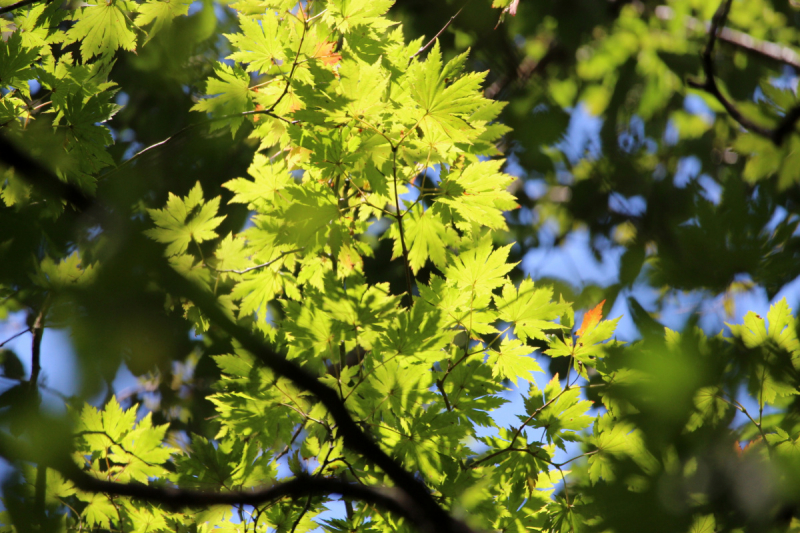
(1, 0, 800, 532)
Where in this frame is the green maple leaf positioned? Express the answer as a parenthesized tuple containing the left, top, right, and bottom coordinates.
(545, 316, 621, 363)
(0, 33, 40, 98)
(437, 160, 518, 230)
(407, 42, 487, 142)
(31, 252, 96, 290)
(324, 0, 395, 33)
(728, 298, 799, 354)
(445, 234, 517, 297)
(145, 181, 226, 256)
(77, 396, 136, 451)
(114, 412, 174, 483)
(485, 337, 542, 385)
(276, 184, 339, 251)
(375, 300, 450, 363)
(192, 63, 252, 136)
(495, 279, 568, 342)
(67, 2, 137, 60)
(225, 155, 292, 209)
(136, 0, 192, 42)
(76, 397, 175, 483)
(523, 376, 593, 448)
(392, 204, 458, 274)
(587, 415, 656, 483)
(226, 14, 287, 74)
(686, 386, 730, 431)
(79, 492, 117, 529)
(369, 358, 434, 415)
(128, 506, 168, 533)
(689, 515, 716, 533)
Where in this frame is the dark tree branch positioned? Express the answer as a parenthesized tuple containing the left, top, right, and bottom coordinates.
(0, 433, 427, 525)
(3, 99, 471, 533)
(0, 0, 41, 15)
(0, 135, 92, 212)
(687, 0, 800, 146)
(154, 266, 469, 533)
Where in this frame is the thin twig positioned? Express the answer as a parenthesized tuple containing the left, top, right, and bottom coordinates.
(390, 148, 415, 308)
(213, 248, 304, 275)
(0, 327, 31, 348)
(106, 109, 297, 178)
(410, 6, 464, 59)
(266, 13, 309, 114)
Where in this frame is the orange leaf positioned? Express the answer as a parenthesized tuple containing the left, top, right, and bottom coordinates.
(576, 300, 605, 338)
(252, 103, 264, 122)
(312, 41, 342, 66)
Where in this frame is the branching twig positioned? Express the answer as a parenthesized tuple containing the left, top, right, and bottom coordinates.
(5, 76, 469, 533)
(688, 0, 800, 146)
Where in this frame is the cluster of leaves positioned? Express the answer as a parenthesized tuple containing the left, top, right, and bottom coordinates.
(1, 0, 800, 533)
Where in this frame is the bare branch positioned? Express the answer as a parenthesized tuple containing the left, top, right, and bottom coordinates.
(410, 7, 464, 59)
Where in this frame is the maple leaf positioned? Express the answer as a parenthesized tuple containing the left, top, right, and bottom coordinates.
(66, 3, 137, 60)
(495, 279, 568, 342)
(312, 40, 342, 66)
(576, 299, 605, 337)
(485, 338, 542, 385)
(445, 234, 517, 297)
(145, 182, 226, 256)
(136, 0, 192, 42)
(192, 63, 252, 136)
(437, 160, 518, 230)
(226, 14, 287, 74)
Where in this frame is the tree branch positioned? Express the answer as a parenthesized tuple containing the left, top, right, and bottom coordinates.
(655, 5, 800, 71)
(156, 264, 466, 533)
(687, 0, 800, 146)
(0, 0, 42, 15)
(0, 433, 425, 523)
(4, 101, 471, 533)
(0, 134, 93, 212)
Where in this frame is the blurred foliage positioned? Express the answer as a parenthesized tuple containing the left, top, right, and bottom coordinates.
(0, 0, 800, 531)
